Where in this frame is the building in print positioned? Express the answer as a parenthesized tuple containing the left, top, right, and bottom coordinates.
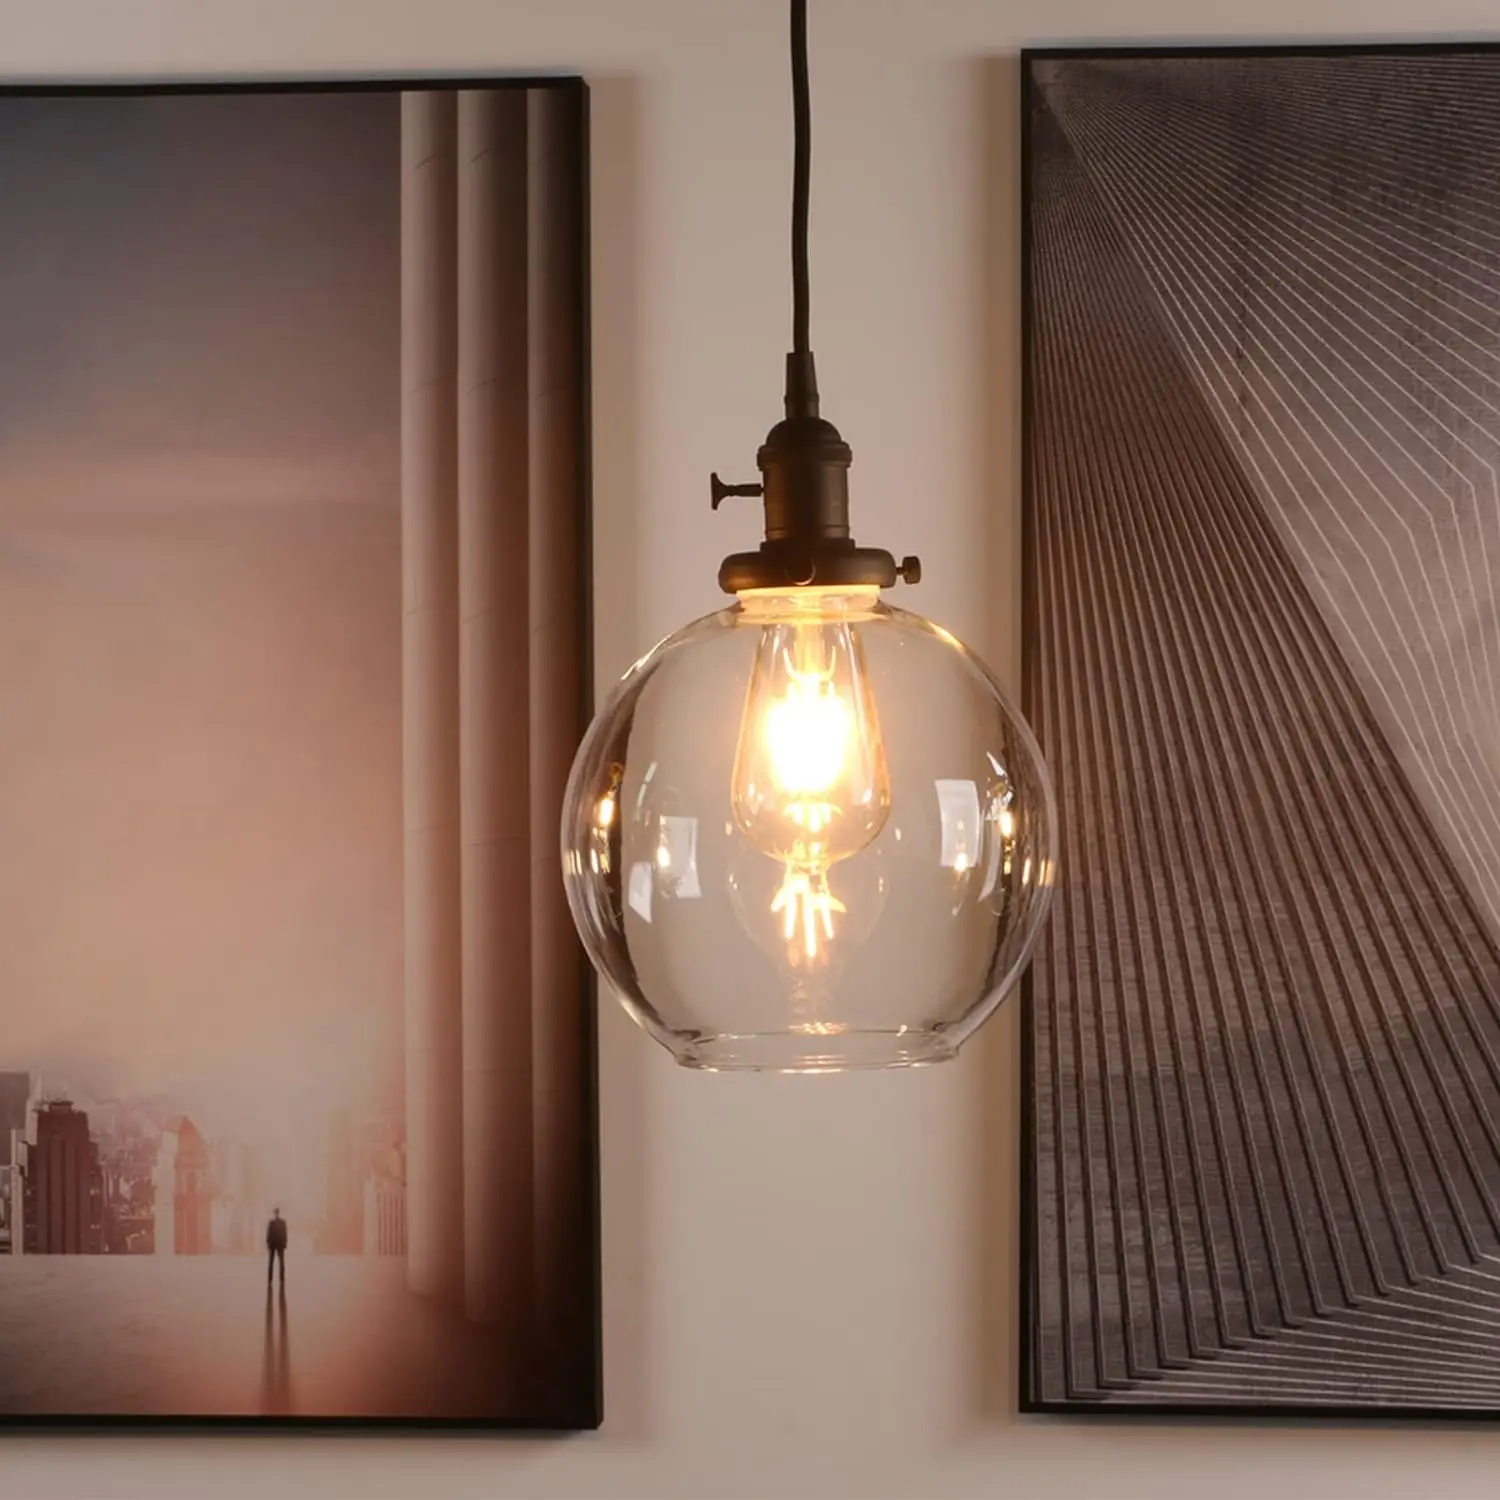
(209, 1140, 267, 1254)
(0, 1162, 22, 1253)
(321, 1108, 363, 1254)
(363, 1175, 407, 1257)
(0, 1073, 28, 1168)
(19, 1100, 105, 1253)
(153, 1115, 211, 1255)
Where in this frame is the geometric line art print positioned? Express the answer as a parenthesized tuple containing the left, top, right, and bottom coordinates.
(1022, 46, 1500, 1415)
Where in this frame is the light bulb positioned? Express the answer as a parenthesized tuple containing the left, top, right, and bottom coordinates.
(730, 587, 890, 968)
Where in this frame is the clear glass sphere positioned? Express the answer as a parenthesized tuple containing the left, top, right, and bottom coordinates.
(561, 588, 1057, 1072)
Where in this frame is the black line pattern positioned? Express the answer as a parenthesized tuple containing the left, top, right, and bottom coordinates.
(1024, 52, 1500, 1411)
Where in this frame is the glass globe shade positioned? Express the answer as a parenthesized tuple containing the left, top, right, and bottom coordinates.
(560, 586, 1057, 1072)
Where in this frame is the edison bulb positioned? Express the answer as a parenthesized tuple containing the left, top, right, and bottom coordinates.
(730, 588, 889, 968)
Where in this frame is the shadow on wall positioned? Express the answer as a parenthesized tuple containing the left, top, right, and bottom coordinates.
(584, 71, 654, 1445)
(970, 51, 1025, 1432)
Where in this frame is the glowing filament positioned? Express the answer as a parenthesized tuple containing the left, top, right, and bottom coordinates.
(770, 865, 846, 966)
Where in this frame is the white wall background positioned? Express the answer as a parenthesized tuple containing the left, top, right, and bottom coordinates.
(5, 1, 1500, 1495)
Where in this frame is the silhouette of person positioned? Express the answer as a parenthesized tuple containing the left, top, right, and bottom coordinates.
(266, 1207, 288, 1285)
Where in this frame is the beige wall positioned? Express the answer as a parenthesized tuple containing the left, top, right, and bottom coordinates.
(7, 1, 1500, 1496)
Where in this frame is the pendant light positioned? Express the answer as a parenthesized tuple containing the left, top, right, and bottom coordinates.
(560, 0, 1057, 1071)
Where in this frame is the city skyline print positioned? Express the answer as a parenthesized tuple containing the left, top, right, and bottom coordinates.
(0, 79, 598, 1427)
(1022, 46, 1500, 1415)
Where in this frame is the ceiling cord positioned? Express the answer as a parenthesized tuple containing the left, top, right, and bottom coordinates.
(790, 0, 811, 359)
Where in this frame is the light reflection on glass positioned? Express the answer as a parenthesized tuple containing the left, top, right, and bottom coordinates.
(935, 778, 982, 872)
(656, 815, 702, 900)
(627, 862, 654, 923)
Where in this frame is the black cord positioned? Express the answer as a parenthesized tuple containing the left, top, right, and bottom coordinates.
(790, 0, 811, 357)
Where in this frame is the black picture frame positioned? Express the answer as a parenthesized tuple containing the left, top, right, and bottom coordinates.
(0, 72, 600, 1431)
(1021, 40, 1500, 1419)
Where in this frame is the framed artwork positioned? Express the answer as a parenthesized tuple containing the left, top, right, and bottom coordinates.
(0, 76, 599, 1428)
(1022, 43, 1500, 1415)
